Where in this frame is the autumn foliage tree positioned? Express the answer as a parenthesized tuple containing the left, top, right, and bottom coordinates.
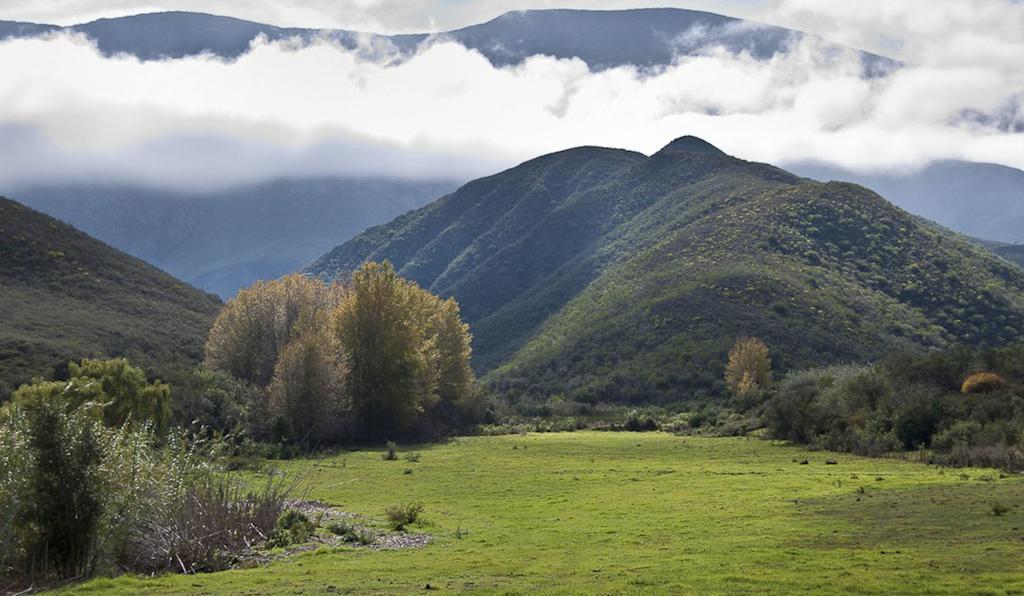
(333, 262, 436, 437)
(725, 337, 772, 405)
(204, 263, 477, 442)
(204, 274, 345, 387)
(267, 326, 347, 444)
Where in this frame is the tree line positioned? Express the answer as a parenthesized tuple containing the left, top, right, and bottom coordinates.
(204, 261, 481, 443)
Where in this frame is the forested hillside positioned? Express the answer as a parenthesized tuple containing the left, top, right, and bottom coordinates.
(0, 197, 222, 396)
(309, 137, 1024, 403)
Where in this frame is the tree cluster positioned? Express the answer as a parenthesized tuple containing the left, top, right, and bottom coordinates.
(764, 344, 1024, 470)
(203, 262, 479, 443)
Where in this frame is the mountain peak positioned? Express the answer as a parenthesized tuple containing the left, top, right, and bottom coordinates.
(656, 136, 727, 157)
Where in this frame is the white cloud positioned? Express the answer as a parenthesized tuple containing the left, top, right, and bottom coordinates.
(0, 16, 1021, 191)
(761, 0, 1024, 67)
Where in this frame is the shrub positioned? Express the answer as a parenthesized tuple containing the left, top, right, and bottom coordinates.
(962, 372, 1008, 394)
(931, 420, 983, 452)
(0, 397, 303, 587)
(268, 509, 317, 549)
(769, 344, 1024, 470)
(128, 473, 293, 572)
(992, 502, 1010, 516)
(327, 519, 376, 545)
(169, 367, 253, 432)
(11, 358, 172, 435)
(384, 502, 424, 531)
(404, 452, 422, 463)
(21, 399, 106, 580)
(623, 410, 660, 432)
(0, 399, 154, 584)
(383, 441, 399, 461)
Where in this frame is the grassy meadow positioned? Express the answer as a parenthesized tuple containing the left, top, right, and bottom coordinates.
(67, 431, 1024, 595)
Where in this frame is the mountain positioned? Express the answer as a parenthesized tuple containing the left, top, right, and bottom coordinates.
(0, 196, 222, 397)
(792, 160, 1024, 244)
(973, 238, 1024, 269)
(994, 245, 1024, 268)
(307, 137, 1024, 404)
(0, 9, 896, 74)
(12, 178, 455, 298)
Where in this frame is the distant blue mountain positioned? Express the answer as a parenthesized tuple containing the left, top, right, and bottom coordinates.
(792, 160, 1024, 245)
(11, 178, 456, 298)
(0, 8, 897, 73)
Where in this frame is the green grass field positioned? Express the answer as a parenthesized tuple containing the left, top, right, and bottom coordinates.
(69, 432, 1024, 594)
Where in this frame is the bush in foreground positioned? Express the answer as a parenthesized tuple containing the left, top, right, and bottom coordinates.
(0, 362, 301, 588)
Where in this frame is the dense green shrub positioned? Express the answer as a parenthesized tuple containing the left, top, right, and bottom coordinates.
(10, 358, 171, 434)
(384, 503, 424, 531)
(268, 509, 317, 549)
(21, 399, 105, 579)
(0, 398, 148, 583)
(168, 366, 254, 432)
(623, 410, 660, 432)
(766, 344, 1024, 469)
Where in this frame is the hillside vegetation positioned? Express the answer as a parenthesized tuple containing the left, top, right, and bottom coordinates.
(309, 137, 1024, 404)
(795, 160, 1024, 244)
(0, 197, 222, 397)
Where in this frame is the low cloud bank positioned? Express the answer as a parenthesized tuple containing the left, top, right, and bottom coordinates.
(0, 22, 1021, 191)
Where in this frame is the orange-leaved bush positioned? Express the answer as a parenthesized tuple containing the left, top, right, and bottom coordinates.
(961, 372, 1008, 394)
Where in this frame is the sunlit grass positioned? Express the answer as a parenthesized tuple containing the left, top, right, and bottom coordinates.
(67, 432, 1024, 594)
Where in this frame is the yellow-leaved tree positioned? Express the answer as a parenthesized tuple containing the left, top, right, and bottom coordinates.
(725, 337, 772, 405)
(334, 262, 437, 438)
(205, 263, 477, 442)
(204, 274, 345, 387)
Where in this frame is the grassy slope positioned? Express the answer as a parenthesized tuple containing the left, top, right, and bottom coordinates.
(69, 432, 1024, 594)
(309, 138, 1024, 402)
(0, 197, 222, 396)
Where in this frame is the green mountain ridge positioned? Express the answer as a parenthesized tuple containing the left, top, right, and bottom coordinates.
(306, 137, 1024, 403)
(0, 196, 222, 396)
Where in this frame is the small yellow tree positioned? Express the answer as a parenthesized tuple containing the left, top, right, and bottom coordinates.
(725, 337, 772, 400)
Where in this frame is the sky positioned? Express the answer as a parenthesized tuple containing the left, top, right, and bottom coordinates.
(0, 0, 1022, 190)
